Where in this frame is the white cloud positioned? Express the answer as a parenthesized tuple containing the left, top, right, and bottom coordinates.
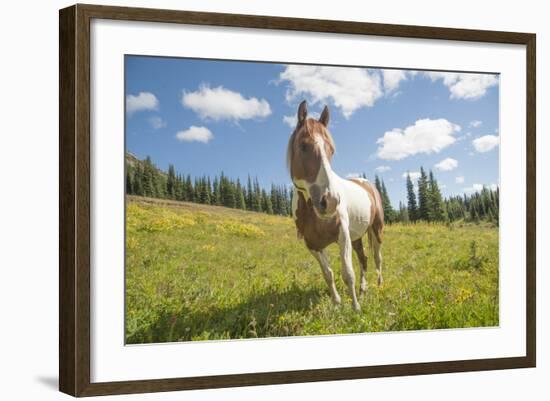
(375, 165, 391, 173)
(464, 183, 498, 194)
(455, 176, 465, 184)
(126, 92, 159, 115)
(283, 114, 297, 128)
(426, 72, 498, 100)
(175, 126, 213, 143)
(469, 120, 483, 128)
(435, 157, 458, 171)
(148, 116, 166, 130)
(182, 85, 271, 121)
(279, 65, 383, 118)
(382, 69, 407, 93)
(472, 135, 499, 152)
(403, 171, 421, 181)
(464, 183, 484, 193)
(282, 111, 320, 128)
(346, 172, 362, 178)
(376, 118, 461, 160)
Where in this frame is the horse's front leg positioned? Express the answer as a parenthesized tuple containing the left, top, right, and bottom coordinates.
(309, 249, 341, 305)
(338, 221, 361, 312)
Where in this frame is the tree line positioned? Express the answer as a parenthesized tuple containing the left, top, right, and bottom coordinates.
(125, 155, 292, 216)
(126, 154, 498, 225)
(366, 167, 499, 225)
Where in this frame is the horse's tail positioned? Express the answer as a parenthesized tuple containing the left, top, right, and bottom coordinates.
(368, 183, 384, 245)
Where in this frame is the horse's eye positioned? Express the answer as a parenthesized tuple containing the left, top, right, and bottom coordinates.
(300, 142, 308, 153)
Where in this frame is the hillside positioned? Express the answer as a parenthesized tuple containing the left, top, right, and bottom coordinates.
(125, 195, 499, 344)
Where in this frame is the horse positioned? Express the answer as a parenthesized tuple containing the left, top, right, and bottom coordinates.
(287, 100, 384, 312)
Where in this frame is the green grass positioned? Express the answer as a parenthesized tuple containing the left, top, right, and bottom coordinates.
(125, 196, 499, 344)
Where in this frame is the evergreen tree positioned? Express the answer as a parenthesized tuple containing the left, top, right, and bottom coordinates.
(374, 175, 382, 194)
(246, 175, 254, 210)
(283, 186, 291, 216)
(185, 175, 194, 202)
(398, 201, 410, 224)
(206, 177, 212, 204)
(212, 177, 220, 205)
(134, 164, 144, 196)
(195, 178, 202, 203)
(380, 179, 395, 224)
(222, 175, 236, 208)
(126, 170, 133, 194)
(406, 173, 418, 222)
(428, 170, 447, 222)
(252, 178, 262, 212)
(142, 156, 154, 197)
(236, 179, 246, 210)
(175, 174, 184, 201)
(199, 176, 211, 204)
(166, 164, 176, 199)
(262, 189, 273, 214)
(417, 167, 430, 221)
(270, 184, 279, 215)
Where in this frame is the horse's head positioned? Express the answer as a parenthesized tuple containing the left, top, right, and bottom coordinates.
(287, 100, 340, 218)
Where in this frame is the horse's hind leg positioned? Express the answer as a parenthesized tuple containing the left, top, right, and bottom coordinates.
(309, 249, 341, 305)
(370, 229, 383, 286)
(352, 238, 368, 296)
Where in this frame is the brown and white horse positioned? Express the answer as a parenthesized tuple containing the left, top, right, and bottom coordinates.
(287, 100, 384, 311)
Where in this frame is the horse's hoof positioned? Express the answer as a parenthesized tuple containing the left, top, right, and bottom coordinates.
(331, 294, 342, 305)
(377, 277, 383, 286)
(352, 302, 361, 312)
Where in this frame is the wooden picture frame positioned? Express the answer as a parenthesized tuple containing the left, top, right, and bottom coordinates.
(59, 3, 536, 397)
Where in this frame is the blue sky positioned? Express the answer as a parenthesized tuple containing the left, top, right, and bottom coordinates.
(125, 55, 499, 208)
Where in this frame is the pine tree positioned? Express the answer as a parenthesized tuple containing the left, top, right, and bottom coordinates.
(398, 201, 410, 223)
(262, 189, 273, 214)
(270, 184, 279, 215)
(212, 177, 220, 205)
(236, 179, 246, 210)
(283, 186, 291, 216)
(185, 175, 194, 202)
(166, 164, 176, 199)
(428, 170, 447, 222)
(252, 178, 262, 212)
(126, 170, 133, 194)
(199, 176, 210, 204)
(246, 175, 254, 210)
(206, 177, 212, 205)
(380, 179, 395, 224)
(175, 174, 184, 201)
(374, 175, 383, 195)
(142, 156, 154, 197)
(417, 167, 430, 221)
(222, 175, 236, 208)
(406, 173, 418, 222)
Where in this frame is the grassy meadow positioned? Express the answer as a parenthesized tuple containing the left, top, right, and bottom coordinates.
(125, 195, 499, 344)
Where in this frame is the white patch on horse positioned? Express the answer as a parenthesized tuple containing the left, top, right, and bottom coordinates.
(338, 179, 372, 241)
(313, 135, 334, 192)
(291, 187, 299, 220)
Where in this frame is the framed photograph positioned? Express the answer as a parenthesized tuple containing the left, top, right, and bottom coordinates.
(59, 4, 536, 397)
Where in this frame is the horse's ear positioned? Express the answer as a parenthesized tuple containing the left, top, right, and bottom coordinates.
(297, 100, 308, 127)
(319, 105, 330, 127)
